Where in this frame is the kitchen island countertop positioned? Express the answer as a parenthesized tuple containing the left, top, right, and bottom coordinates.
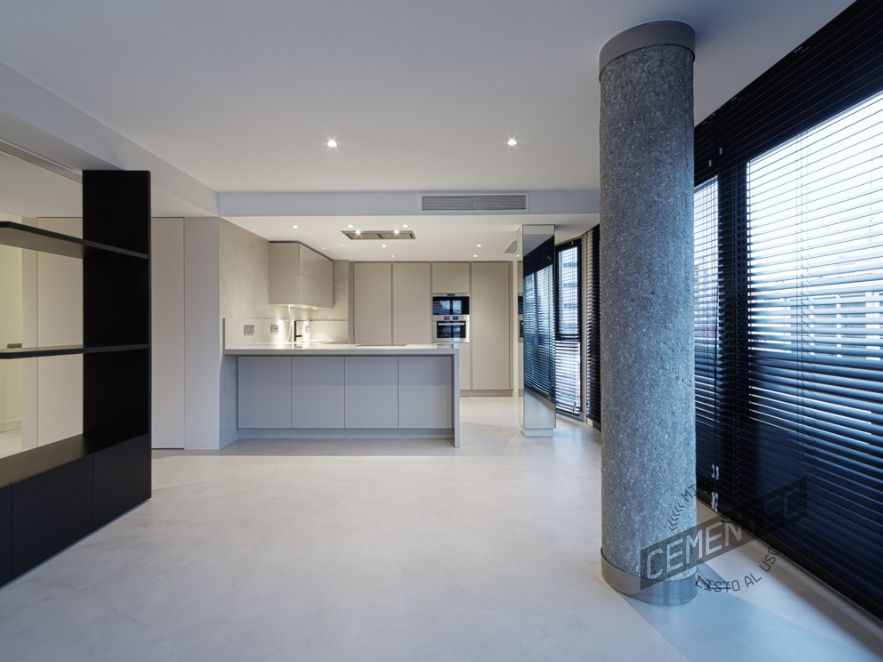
(224, 343, 457, 356)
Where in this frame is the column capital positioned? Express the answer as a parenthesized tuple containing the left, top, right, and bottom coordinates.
(599, 21, 695, 78)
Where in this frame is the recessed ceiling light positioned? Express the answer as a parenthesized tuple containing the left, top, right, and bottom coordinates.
(507, 137, 518, 147)
(402, 224, 409, 228)
(291, 224, 299, 229)
(391, 254, 396, 258)
(393, 229, 400, 235)
(476, 243, 482, 248)
(347, 224, 354, 229)
(473, 254, 479, 258)
(382, 243, 387, 248)
(354, 229, 361, 236)
(326, 138, 338, 148)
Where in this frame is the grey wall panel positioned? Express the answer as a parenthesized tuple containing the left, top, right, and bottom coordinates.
(237, 357, 292, 428)
(345, 356, 398, 428)
(292, 356, 345, 428)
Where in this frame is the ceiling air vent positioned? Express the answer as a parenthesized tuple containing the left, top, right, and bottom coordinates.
(342, 229, 416, 240)
(421, 193, 528, 212)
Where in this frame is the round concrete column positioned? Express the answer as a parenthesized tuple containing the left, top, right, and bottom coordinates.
(598, 21, 697, 605)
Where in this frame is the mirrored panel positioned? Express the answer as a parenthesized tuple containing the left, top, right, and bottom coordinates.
(519, 225, 556, 435)
(0, 150, 83, 459)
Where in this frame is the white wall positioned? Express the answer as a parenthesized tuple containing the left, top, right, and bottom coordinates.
(183, 218, 222, 450)
(151, 218, 185, 448)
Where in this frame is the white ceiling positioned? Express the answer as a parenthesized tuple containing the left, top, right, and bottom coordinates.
(0, 0, 851, 260)
(0, 0, 850, 194)
(230, 214, 597, 262)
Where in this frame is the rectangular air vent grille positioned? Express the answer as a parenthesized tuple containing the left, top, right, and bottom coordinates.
(342, 230, 416, 240)
(421, 193, 527, 212)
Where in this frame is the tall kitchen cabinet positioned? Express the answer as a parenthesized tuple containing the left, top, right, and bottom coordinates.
(392, 263, 431, 344)
(471, 262, 511, 391)
(432, 262, 471, 391)
(353, 262, 392, 344)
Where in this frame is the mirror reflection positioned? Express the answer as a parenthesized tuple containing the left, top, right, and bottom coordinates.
(519, 224, 556, 435)
(0, 151, 83, 459)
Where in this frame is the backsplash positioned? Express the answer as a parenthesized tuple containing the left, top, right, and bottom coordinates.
(224, 317, 349, 348)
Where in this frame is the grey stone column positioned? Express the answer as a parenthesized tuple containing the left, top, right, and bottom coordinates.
(598, 21, 697, 605)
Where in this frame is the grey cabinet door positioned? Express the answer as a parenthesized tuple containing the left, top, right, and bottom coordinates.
(393, 263, 432, 344)
(431, 262, 470, 293)
(398, 357, 452, 428)
(344, 356, 398, 428)
(353, 263, 393, 344)
(292, 356, 345, 428)
(238, 357, 292, 428)
(471, 262, 511, 390)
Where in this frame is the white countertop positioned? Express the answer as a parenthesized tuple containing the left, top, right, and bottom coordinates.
(224, 342, 458, 356)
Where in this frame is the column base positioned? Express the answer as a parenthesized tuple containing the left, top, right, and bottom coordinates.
(600, 548, 697, 605)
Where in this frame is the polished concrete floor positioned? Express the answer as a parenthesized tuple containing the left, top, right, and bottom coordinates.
(0, 397, 881, 661)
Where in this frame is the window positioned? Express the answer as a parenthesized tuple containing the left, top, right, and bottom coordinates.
(693, 0, 883, 618)
(555, 242, 581, 416)
(693, 178, 720, 492)
(523, 262, 554, 399)
(584, 227, 601, 424)
(745, 89, 883, 604)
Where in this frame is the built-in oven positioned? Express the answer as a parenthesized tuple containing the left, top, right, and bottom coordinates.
(432, 293, 470, 344)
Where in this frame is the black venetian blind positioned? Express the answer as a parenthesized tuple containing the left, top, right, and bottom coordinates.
(555, 241, 581, 415)
(584, 227, 601, 424)
(523, 237, 555, 399)
(694, 0, 883, 618)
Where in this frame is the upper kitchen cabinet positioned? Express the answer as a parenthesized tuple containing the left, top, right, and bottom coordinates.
(269, 242, 333, 308)
(431, 262, 470, 293)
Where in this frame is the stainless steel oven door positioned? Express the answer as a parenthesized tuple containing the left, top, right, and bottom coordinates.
(433, 319, 469, 343)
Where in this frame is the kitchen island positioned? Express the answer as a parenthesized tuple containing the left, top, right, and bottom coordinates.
(224, 343, 460, 447)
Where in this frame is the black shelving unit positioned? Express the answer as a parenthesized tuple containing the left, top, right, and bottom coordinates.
(0, 170, 151, 586)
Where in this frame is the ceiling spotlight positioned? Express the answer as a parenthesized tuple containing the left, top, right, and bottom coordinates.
(391, 254, 396, 258)
(393, 229, 400, 235)
(354, 229, 361, 236)
(326, 138, 338, 148)
(476, 243, 482, 248)
(382, 244, 388, 248)
(473, 254, 479, 258)
(402, 224, 409, 228)
(347, 224, 354, 228)
(291, 224, 299, 229)
(507, 137, 518, 147)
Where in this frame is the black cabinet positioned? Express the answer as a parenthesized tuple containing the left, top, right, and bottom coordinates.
(0, 170, 152, 587)
(11, 459, 93, 577)
(0, 487, 10, 584)
(93, 435, 151, 527)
